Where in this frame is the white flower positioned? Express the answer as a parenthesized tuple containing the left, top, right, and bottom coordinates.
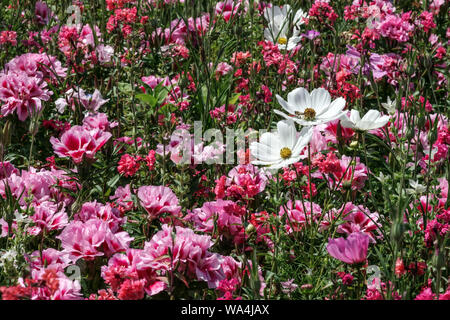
(250, 120, 313, 170)
(263, 5, 308, 50)
(406, 180, 426, 195)
(274, 87, 346, 126)
(381, 96, 396, 115)
(340, 109, 390, 131)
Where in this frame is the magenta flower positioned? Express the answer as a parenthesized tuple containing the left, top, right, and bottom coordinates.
(50, 125, 112, 164)
(327, 232, 369, 264)
(35, 1, 51, 25)
(137, 185, 181, 220)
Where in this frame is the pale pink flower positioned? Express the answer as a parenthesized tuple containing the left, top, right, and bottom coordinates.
(137, 185, 181, 220)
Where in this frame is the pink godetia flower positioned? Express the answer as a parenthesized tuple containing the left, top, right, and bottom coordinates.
(0, 161, 19, 179)
(55, 88, 109, 113)
(215, 0, 245, 22)
(185, 199, 246, 244)
(101, 248, 167, 298)
(335, 203, 382, 243)
(82, 112, 118, 131)
(110, 184, 134, 212)
(30, 201, 69, 233)
(75, 201, 124, 232)
(5, 53, 67, 81)
(50, 125, 112, 164)
(138, 224, 226, 288)
(327, 232, 369, 264)
(137, 185, 181, 220)
(320, 155, 368, 191)
(0, 167, 77, 207)
(0, 72, 52, 121)
(57, 218, 133, 263)
(279, 200, 322, 233)
(224, 164, 270, 199)
(29, 248, 71, 274)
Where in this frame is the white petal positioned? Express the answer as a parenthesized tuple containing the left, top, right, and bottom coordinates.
(277, 120, 297, 149)
(292, 126, 313, 156)
(349, 109, 361, 124)
(287, 87, 311, 110)
(311, 88, 331, 113)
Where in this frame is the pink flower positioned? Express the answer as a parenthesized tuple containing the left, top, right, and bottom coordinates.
(102, 248, 166, 297)
(82, 112, 118, 131)
(29, 248, 70, 273)
(215, 62, 233, 79)
(225, 164, 270, 199)
(327, 232, 369, 264)
(185, 200, 245, 244)
(55, 88, 108, 113)
(57, 218, 133, 263)
(279, 200, 322, 233)
(117, 154, 141, 177)
(139, 224, 225, 288)
(328, 156, 368, 191)
(5, 53, 66, 81)
(31, 201, 69, 233)
(137, 185, 181, 220)
(110, 184, 134, 212)
(0, 161, 18, 179)
(35, 1, 51, 25)
(0, 31, 17, 46)
(50, 125, 112, 164)
(374, 12, 414, 42)
(336, 202, 381, 243)
(415, 287, 436, 300)
(215, 1, 244, 22)
(75, 201, 124, 232)
(0, 72, 52, 121)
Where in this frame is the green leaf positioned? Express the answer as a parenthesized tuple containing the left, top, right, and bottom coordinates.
(136, 93, 157, 107)
(229, 93, 241, 105)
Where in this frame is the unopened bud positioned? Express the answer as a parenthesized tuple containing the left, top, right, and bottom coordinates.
(245, 223, 256, 235)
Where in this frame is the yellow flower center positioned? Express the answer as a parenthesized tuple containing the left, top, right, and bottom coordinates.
(280, 147, 292, 159)
(278, 37, 287, 45)
(303, 108, 316, 121)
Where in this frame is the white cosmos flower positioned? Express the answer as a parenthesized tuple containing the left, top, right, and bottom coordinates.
(340, 109, 390, 131)
(263, 5, 308, 50)
(274, 87, 346, 126)
(250, 120, 313, 170)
